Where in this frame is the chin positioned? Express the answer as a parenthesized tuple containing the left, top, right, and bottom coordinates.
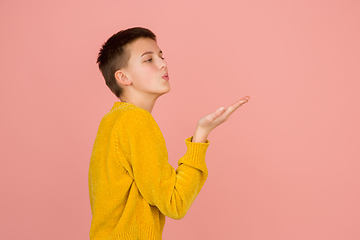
(159, 88, 171, 97)
(164, 85, 171, 93)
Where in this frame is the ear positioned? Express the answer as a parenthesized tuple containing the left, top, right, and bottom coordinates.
(115, 70, 132, 86)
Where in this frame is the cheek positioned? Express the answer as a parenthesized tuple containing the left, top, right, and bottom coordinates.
(143, 65, 158, 74)
(136, 65, 158, 81)
(132, 65, 158, 87)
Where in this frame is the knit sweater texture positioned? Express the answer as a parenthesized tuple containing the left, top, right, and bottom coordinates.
(89, 102, 210, 240)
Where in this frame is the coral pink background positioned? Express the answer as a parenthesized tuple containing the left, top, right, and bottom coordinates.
(1, 0, 359, 239)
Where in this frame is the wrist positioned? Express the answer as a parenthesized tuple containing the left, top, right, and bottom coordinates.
(192, 126, 209, 143)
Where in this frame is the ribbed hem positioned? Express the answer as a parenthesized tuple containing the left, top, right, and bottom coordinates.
(178, 136, 210, 168)
(104, 224, 161, 240)
(184, 136, 209, 161)
(186, 136, 210, 144)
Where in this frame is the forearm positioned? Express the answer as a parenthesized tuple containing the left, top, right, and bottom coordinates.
(135, 136, 209, 220)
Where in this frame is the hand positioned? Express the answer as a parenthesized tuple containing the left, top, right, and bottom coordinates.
(192, 96, 250, 142)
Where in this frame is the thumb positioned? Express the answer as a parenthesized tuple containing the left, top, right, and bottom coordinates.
(213, 106, 226, 119)
(205, 106, 226, 123)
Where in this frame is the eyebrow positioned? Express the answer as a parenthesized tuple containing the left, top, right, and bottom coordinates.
(141, 50, 163, 57)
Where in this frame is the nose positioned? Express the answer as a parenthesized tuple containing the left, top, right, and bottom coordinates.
(158, 56, 167, 69)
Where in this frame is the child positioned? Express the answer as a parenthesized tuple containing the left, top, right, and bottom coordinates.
(89, 27, 250, 240)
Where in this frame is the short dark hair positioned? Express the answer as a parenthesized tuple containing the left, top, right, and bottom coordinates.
(97, 27, 157, 98)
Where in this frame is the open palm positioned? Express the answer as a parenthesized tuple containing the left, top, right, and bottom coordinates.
(197, 96, 250, 133)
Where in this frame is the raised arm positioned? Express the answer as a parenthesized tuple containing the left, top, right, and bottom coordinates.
(117, 108, 210, 219)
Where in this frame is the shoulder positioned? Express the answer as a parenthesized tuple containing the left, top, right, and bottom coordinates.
(121, 107, 154, 123)
(113, 106, 159, 133)
(105, 103, 153, 123)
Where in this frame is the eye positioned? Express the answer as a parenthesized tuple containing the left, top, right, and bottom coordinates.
(145, 56, 165, 62)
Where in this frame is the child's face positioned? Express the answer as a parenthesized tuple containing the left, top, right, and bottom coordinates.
(123, 37, 170, 97)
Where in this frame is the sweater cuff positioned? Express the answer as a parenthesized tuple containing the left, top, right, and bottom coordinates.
(179, 136, 210, 165)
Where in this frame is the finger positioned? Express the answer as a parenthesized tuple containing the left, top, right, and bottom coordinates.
(222, 96, 250, 117)
(237, 96, 250, 105)
(208, 106, 226, 122)
(232, 96, 250, 109)
(208, 96, 250, 122)
(214, 106, 226, 118)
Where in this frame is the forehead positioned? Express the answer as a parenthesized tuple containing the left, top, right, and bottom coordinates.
(127, 38, 160, 58)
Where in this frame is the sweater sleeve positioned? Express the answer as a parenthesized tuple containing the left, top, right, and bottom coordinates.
(117, 108, 209, 220)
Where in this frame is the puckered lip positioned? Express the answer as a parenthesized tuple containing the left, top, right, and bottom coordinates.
(162, 73, 168, 78)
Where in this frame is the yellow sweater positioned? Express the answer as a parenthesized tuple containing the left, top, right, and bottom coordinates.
(89, 102, 210, 240)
